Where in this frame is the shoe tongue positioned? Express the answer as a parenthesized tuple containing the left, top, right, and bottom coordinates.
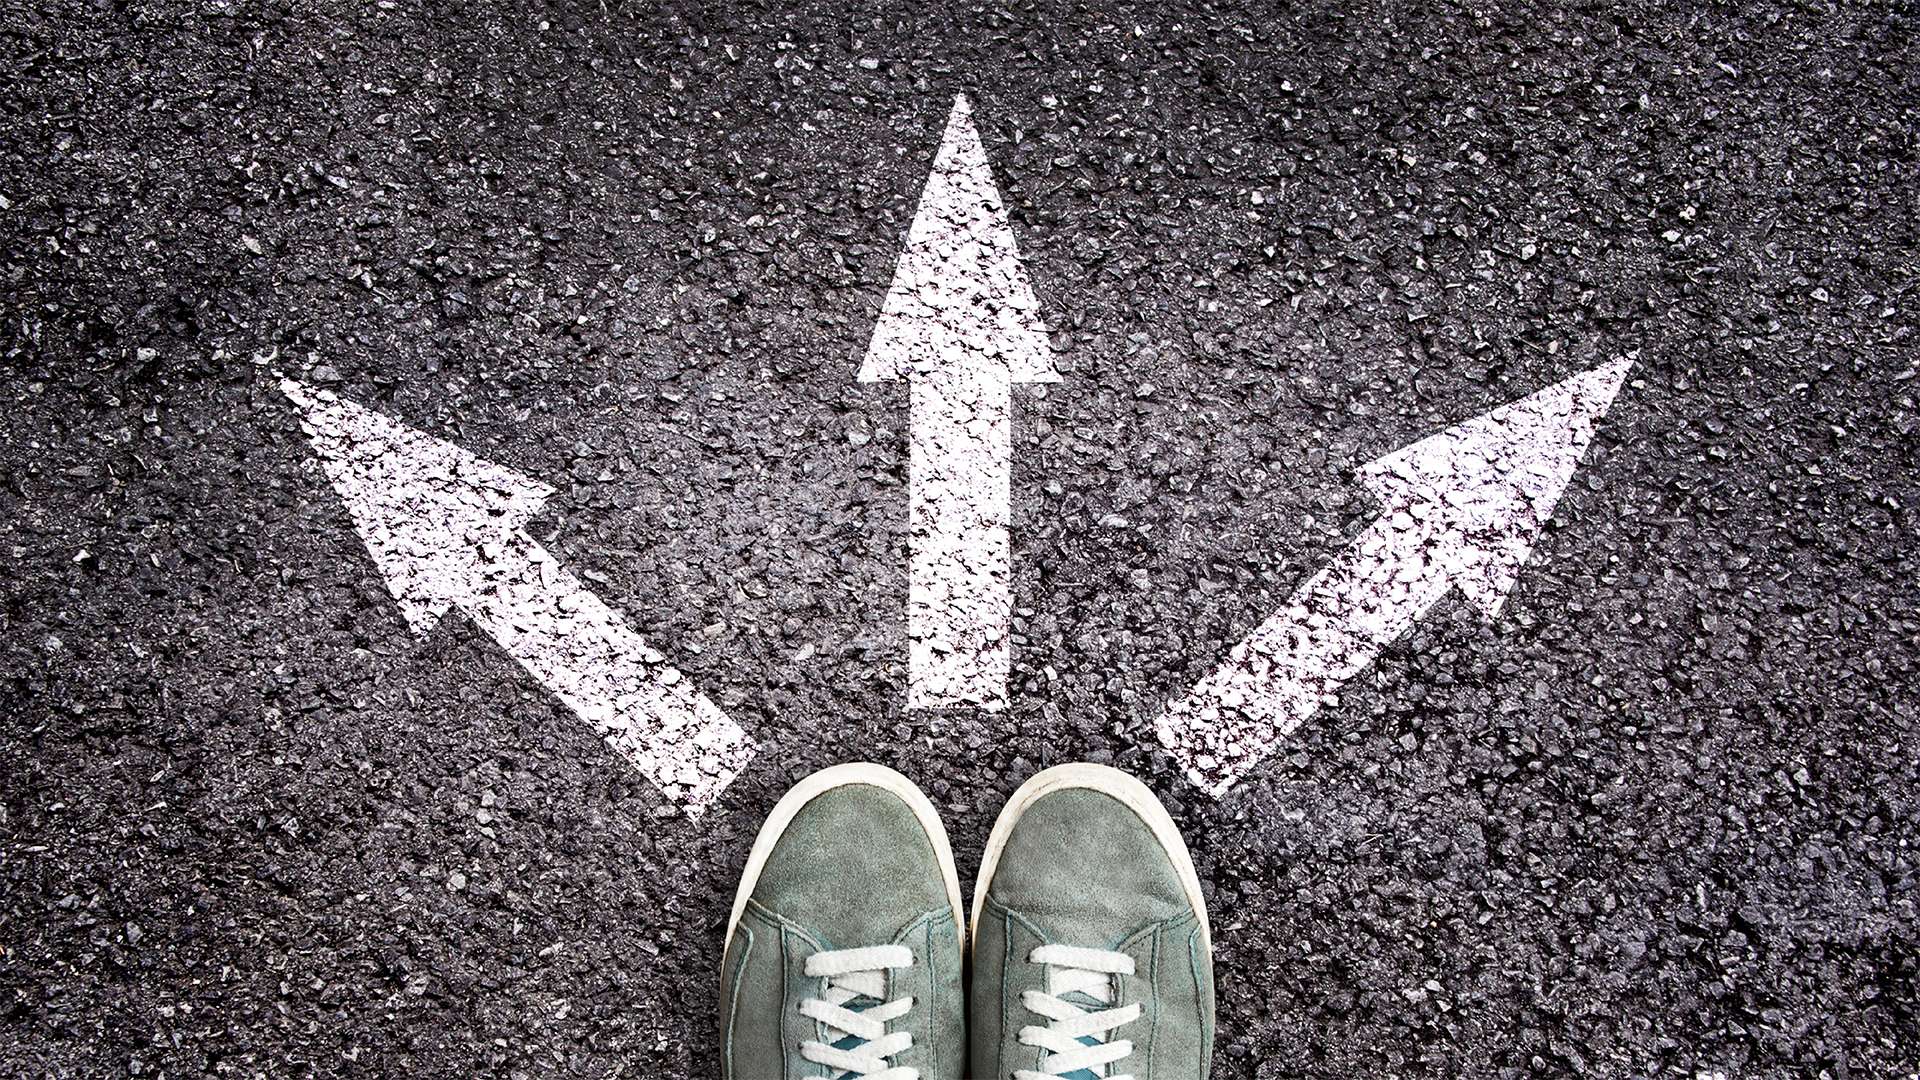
(1058, 989, 1106, 1011)
(1052, 984, 1116, 1080)
(826, 1000, 886, 1075)
(1059, 1037, 1104, 1080)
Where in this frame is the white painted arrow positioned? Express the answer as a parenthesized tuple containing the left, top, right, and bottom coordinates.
(281, 379, 753, 815)
(1156, 359, 1634, 796)
(859, 93, 1060, 711)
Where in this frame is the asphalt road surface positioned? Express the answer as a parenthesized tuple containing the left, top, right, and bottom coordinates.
(4, 1, 1919, 1077)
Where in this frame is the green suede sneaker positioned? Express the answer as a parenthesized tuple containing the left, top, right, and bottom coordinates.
(969, 764, 1214, 1080)
(721, 763, 966, 1080)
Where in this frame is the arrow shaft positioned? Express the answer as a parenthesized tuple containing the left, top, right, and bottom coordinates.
(460, 531, 753, 815)
(1157, 516, 1453, 795)
(907, 368, 1011, 710)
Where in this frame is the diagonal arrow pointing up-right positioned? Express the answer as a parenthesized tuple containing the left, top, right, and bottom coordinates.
(1156, 358, 1634, 797)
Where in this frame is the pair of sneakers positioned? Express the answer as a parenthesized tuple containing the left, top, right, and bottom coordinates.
(720, 762, 1214, 1079)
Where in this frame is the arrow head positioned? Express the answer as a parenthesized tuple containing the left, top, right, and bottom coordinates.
(858, 93, 1059, 386)
(282, 379, 554, 635)
(1357, 358, 1633, 619)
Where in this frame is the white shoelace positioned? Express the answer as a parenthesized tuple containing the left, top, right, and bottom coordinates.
(799, 944, 919, 1080)
(1014, 944, 1142, 1080)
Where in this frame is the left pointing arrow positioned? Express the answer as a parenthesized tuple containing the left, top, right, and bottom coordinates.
(281, 379, 753, 815)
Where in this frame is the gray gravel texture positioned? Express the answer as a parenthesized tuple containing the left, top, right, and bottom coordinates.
(3, 1, 1919, 1078)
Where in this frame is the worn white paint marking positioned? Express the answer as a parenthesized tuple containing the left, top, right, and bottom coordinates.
(281, 380, 752, 815)
(1156, 359, 1634, 796)
(859, 93, 1060, 711)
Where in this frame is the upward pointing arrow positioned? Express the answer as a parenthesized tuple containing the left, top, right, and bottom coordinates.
(860, 93, 1059, 711)
(282, 379, 753, 815)
(1156, 359, 1634, 796)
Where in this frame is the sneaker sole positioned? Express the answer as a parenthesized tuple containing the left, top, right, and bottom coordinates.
(725, 762, 966, 951)
(969, 762, 1211, 957)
